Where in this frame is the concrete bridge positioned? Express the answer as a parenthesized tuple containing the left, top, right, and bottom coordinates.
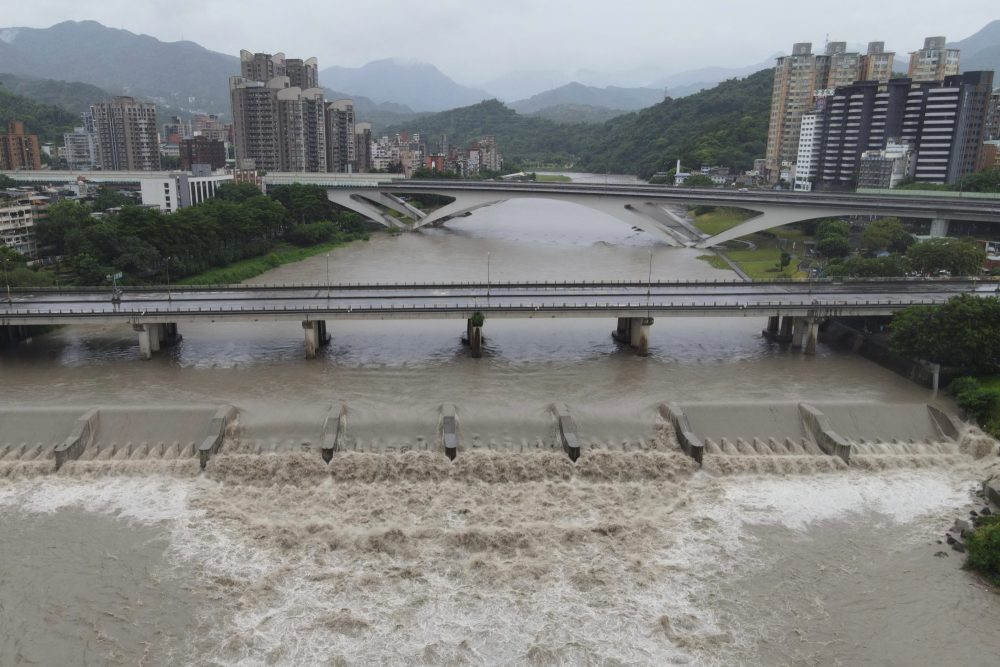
(333, 180, 1000, 248)
(1, 278, 993, 359)
(6, 170, 998, 247)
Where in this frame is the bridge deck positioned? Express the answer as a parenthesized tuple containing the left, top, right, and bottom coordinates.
(1, 279, 993, 326)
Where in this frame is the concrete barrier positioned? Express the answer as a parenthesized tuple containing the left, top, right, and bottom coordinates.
(660, 403, 704, 465)
(441, 404, 458, 460)
(799, 403, 852, 463)
(198, 405, 238, 469)
(54, 408, 100, 470)
(321, 404, 348, 463)
(553, 404, 581, 462)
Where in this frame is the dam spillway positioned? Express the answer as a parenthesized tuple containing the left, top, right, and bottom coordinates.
(2, 401, 994, 478)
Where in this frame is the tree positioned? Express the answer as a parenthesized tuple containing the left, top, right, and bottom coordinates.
(890, 294, 1000, 372)
(825, 255, 910, 278)
(34, 199, 91, 254)
(906, 238, 985, 276)
(682, 174, 714, 187)
(861, 218, 914, 254)
(778, 251, 791, 270)
(816, 235, 852, 258)
(215, 182, 264, 203)
(955, 168, 1000, 194)
(91, 186, 130, 212)
(0, 174, 17, 188)
(815, 219, 850, 239)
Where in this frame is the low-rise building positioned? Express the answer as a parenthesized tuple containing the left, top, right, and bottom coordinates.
(139, 171, 233, 213)
(0, 194, 48, 258)
(858, 141, 915, 189)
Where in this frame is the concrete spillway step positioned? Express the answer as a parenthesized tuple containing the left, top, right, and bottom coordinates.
(664, 401, 974, 471)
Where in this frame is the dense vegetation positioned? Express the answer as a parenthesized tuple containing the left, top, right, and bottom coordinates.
(890, 295, 1000, 373)
(573, 69, 773, 178)
(965, 514, 1000, 584)
(0, 84, 79, 143)
(382, 69, 773, 176)
(16, 183, 367, 287)
(896, 168, 1000, 194)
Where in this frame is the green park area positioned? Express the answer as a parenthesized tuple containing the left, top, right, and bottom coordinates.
(534, 173, 572, 183)
(691, 207, 808, 280)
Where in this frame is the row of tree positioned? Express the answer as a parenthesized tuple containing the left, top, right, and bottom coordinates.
(11, 183, 367, 287)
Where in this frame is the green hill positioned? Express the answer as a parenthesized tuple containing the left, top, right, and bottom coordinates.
(573, 68, 774, 178)
(381, 99, 580, 164)
(0, 85, 79, 143)
(382, 69, 773, 176)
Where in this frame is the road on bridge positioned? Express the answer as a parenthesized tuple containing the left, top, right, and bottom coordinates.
(2, 279, 995, 325)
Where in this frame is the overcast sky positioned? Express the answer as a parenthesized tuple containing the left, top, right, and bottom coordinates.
(4, 0, 998, 85)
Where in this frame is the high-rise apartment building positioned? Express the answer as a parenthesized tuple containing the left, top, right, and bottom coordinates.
(765, 41, 892, 182)
(986, 89, 1000, 141)
(0, 120, 42, 170)
(286, 58, 319, 89)
(908, 36, 960, 82)
(90, 97, 160, 171)
(913, 71, 994, 184)
(860, 42, 895, 82)
(231, 51, 328, 172)
(326, 99, 356, 172)
(808, 71, 993, 188)
(354, 122, 373, 173)
(793, 111, 826, 191)
(180, 136, 227, 170)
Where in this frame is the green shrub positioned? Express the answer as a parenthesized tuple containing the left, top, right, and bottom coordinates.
(949, 377, 1000, 430)
(470, 311, 485, 327)
(966, 515, 1000, 581)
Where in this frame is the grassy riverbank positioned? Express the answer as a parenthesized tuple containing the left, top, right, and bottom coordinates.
(535, 173, 572, 183)
(177, 236, 367, 285)
(692, 207, 812, 281)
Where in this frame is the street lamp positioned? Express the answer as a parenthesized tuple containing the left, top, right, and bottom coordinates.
(326, 252, 331, 301)
(647, 250, 653, 316)
(487, 251, 491, 300)
(165, 256, 172, 301)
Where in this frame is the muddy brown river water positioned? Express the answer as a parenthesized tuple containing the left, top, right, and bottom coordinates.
(2, 191, 999, 665)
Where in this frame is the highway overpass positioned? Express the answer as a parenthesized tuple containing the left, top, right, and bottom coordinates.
(2, 278, 993, 358)
(5, 171, 998, 248)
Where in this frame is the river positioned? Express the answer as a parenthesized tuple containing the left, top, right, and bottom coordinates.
(1, 185, 998, 665)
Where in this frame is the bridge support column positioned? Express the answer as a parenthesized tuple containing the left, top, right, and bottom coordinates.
(765, 316, 780, 337)
(0, 325, 29, 348)
(791, 317, 807, 349)
(162, 323, 181, 346)
(929, 218, 950, 237)
(804, 318, 819, 356)
(629, 317, 653, 356)
(135, 324, 153, 360)
(780, 316, 794, 340)
(303, 320, 331, 359)
(466, 319, 483, 358)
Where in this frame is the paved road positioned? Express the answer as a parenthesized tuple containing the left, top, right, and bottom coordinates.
(2, 280, 994, 325)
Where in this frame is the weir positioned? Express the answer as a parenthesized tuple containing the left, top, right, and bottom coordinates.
(2, 401, 993, 473)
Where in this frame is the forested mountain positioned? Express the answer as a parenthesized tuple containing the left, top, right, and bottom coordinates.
(573, 68, 774, 177)
(526, 104, 627, 124)
(383, 69, 774, 176)
(0, 85, 79, 143)
(381, 100, 580, 164)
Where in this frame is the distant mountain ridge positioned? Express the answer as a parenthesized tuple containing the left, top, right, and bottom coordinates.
(320, 59, 490, 112)
(510, 82, 663, 114)
(949, 20, 1000, 74)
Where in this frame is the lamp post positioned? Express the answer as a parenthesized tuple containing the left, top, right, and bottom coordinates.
(326, 252, 331, 302)
(487, 252, 491, 300)
(165, 256, 171, 301)
(647, 250, 653, 316)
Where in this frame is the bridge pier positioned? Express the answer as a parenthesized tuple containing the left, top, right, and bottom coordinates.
(929, 218, 950, 237)
(804, 318, 819, 355)
(613, 316, 653, 355)
(791, 317, 807, 348)
(302, 320, 331, 359)
(134, 322, 181, 360)
(466, 318, 483, 358)
(0, 325, 30, 348)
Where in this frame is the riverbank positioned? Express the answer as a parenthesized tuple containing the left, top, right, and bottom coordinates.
(692, 206, 812, 280)
(177, 235, 368, 286)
